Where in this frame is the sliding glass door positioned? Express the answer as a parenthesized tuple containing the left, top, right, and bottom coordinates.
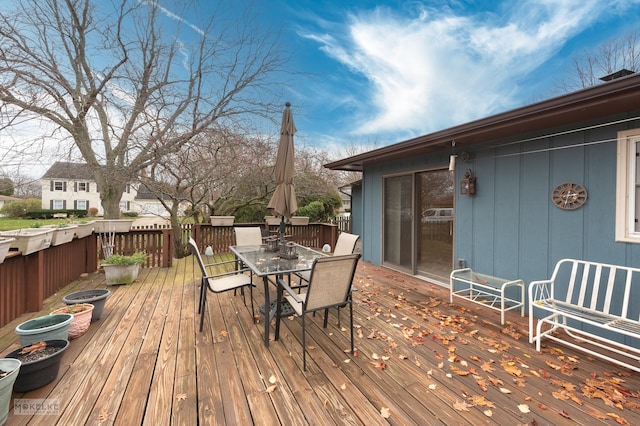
(383, 169, 454, 281)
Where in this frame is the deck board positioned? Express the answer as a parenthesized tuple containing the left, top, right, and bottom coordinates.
(1, 258, 640, 425)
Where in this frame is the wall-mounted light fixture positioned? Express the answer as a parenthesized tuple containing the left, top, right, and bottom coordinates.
(460, 169, 476, 195)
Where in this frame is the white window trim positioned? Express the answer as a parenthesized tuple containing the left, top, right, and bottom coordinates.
(615, 129, 640, 243)
(53, 199, 64, 210)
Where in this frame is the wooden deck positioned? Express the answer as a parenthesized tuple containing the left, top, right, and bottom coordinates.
(1, 257, 640, 425)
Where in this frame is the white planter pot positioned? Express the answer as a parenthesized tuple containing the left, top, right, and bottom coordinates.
(210, 216, 234, 226)
(0, 228, 55, 255)
(73, 221, 95, 239)
(45, 225, 78, 246)
(103, 263, 141, 285)
(93, 220, 134, 234)
(290, 216, 310, 226)
(0, 237, 15, 263)
(265, 216, 281, 226)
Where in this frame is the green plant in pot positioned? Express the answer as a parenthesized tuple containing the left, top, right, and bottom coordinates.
(101, 252, 146, 285)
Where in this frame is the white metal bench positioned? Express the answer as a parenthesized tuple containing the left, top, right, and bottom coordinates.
(528, 259, 640, 372)
(450, 268, 525, 325)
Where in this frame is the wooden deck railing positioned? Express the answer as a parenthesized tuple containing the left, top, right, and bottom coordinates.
(0, 222, 339, 328)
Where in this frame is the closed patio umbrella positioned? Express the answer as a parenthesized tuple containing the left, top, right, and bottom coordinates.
(267, 102, 298, 240)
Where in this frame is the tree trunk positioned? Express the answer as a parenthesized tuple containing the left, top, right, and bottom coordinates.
(169, 205, 188, 259)
(100, 181, 126, 219)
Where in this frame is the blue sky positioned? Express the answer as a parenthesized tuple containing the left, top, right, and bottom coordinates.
(248, 0, 640, 154)
(2, 0, 640, 178)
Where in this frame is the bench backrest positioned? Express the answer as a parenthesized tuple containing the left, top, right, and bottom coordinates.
(550, 259, 640, 321)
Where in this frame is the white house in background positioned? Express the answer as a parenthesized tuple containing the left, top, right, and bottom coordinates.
(41, 161, 172, 216)
(41, 162, 136, 215)
(130, 184, 173, 217)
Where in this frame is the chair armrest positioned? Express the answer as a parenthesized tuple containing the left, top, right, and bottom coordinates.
(278, 278, 304, 303)
(203, 259, 237, 268)
(528, 279, 553, 305)
(205, 268, 252, 280)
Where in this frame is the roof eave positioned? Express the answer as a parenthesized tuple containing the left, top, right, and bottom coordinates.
(325, 73, 640, 171)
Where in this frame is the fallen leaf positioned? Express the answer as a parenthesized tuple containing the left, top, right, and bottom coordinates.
(380, 407, 391, 418)
(340, 383, 347, 390)
(453, 400, 472, 411)
(19, 341, 47, 355)
(517, 404, 530, 414)
(176, 393, 187, 401)
(484, 409, 493, 417)
(269, 375, 277, 384)
(219, 330, 228, 337)
(265, 384, 277, 393)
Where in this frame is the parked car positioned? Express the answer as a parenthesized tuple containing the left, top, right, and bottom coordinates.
(421, 208, 453, 223)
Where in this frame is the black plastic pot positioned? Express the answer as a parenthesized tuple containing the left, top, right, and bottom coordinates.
(62, 289, 111, 322)
(4, 340, 69, 392)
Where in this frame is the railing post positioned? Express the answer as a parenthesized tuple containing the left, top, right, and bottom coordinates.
(162, 229, 173, 267)
(193, 223, 202, 250)
(25, 250, 45, 312)
(86, 233, 98, 272)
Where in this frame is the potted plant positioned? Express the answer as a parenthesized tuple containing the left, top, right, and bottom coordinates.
(14, 314, 72, 347)
(0, 227, 55, 255)
(4, 340, 70, 392)
(62, 289, 111, 322)
(72, 219, 95, 239)
(50, 303, 94, 339)
(210, 216, 235, 226)
(0, 358, 21, 425)
(93, 219, 134, 234)
(45, 223, 78, 246)
(0, 237, 14, 264)
(101, 252, 146, 285)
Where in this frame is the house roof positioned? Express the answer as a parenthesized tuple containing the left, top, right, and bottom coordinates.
(135, 183, 172, 200)
(42, 162, 96, 180)
(325, 72, 640, 172)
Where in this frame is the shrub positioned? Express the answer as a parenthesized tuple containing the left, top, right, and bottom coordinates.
(296, 201, 327, 222)
(122, 211, 139, 217)
(0, 198, 41, 217)
(102, 252, 146, 266)
(88, 207, 99, 217)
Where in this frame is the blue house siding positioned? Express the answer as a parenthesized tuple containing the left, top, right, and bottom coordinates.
(360, 113, 640, 319)
(329, 77, 640, 348)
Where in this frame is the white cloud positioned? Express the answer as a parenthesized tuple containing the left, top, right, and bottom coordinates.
(302, 0, 612, 136)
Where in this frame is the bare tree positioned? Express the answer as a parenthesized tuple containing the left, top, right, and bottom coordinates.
(0, 0, 285, 218)
(557, 29, 640, 92)
(140, 127, 274, 257)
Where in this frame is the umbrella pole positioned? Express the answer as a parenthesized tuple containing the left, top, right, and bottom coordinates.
(279, 217, 286, 243)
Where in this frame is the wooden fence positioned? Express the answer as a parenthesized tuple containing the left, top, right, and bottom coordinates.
(0, 222, 339, 328)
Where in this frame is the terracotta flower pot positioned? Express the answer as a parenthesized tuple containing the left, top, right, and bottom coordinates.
(4, 340, 69, 392)
(14, 314, 72, 347)
(62, 289, 110, 322)
(51, 304, 94, 339)
(0, 358, 21, 425)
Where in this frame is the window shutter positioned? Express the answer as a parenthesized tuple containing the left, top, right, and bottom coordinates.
(50, 181, 54, 191)
(74, 200, 77, 209)
(50, 200, 53, 209)
(74, 182, 77, 192)
(63, 200, 67, 209)
(86, 182, 90, 192)
(63, 182, 67, 192)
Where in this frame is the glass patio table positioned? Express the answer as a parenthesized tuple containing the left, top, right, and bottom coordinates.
(229, 243, 324, 347)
